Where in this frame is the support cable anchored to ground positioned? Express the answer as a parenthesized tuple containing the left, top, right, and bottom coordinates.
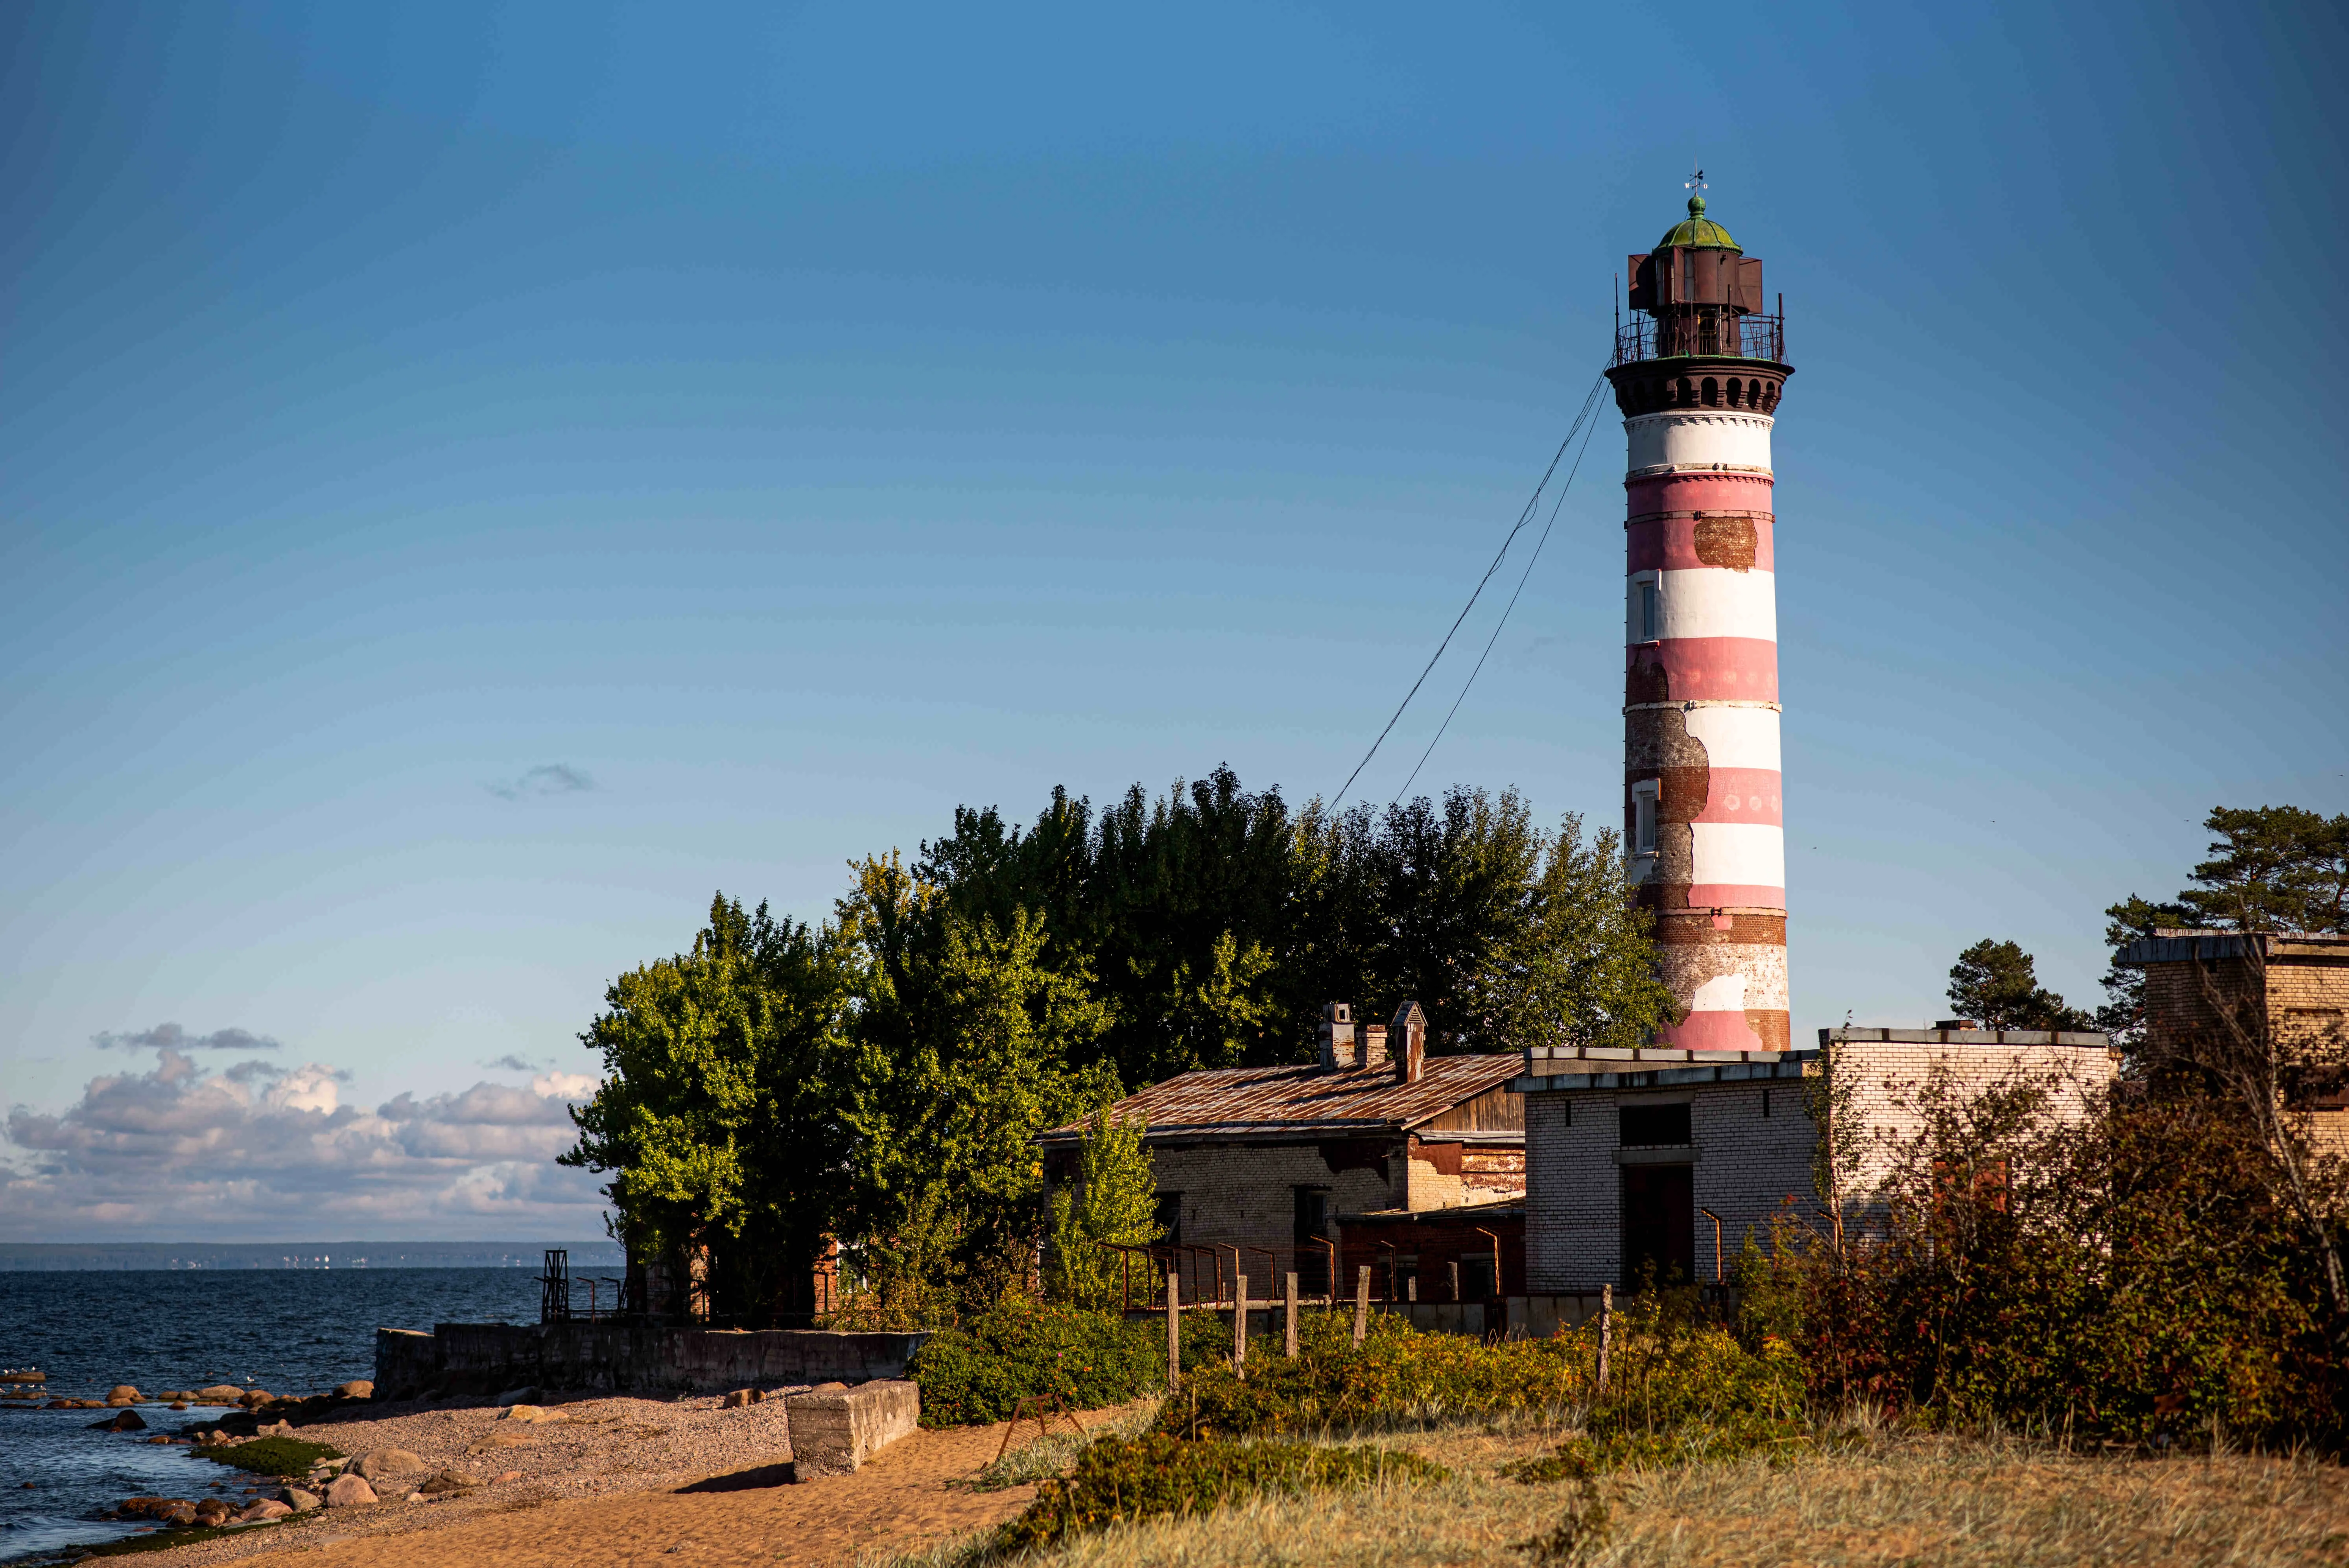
(1327, 372, 1610, 812)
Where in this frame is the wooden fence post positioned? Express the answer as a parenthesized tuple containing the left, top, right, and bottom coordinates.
(1233, 1273, 1249, 1376)
(1352, 1265, 1371, 1346)
(1283, 1271, 1300, 1357)
(1596, 1282, 1612, 1395)
(1167, 1271, 1181, 1393)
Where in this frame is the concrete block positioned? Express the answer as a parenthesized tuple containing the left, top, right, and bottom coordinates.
(786, 1379, 920, 1479)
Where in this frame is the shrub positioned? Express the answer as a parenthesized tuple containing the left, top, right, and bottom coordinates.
(1764, 1072, 2349, 1452)
(1156, 1307, 1803, 1442)
(192, 1436, 342, 1476)
(995, 1432, 1446, 1550)
(908, 1299, 1227, 1426)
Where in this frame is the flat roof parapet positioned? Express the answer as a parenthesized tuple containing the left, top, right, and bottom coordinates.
(1823, 1026, 2109, 1048)
(2120, 932, 2349, 965)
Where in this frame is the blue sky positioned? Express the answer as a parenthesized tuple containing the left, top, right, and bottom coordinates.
(4, 1, 2343, 1238)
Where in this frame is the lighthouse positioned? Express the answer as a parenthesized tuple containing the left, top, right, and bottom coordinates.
(1603, 188, 1791, 1054)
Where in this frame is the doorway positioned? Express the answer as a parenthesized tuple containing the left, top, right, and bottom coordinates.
(1620, 1164, 1694, 1288)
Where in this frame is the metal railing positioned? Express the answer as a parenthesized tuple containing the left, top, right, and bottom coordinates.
(1613, 312, 1784, 367)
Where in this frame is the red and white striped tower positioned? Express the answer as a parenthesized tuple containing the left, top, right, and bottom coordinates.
(1604, 190, 1792, 1053)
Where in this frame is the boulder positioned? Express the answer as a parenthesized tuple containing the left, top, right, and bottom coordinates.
(323, 1474, 378, 1508)
(492, 1470, 521, 1485)
(352, 1448, 426, 1481)
(192, 1498, 233, 1525)
(238, 1389, 276, 1410)
(159, 1500, 199, 1526)
(417, 1469, 482, 1496)
(237, 1499, 292, 1522)
(501, 1404, 563, 1424)
(721, 1388, 759, 1408)
(335, 1380, 374, 1400)
(91, 1409, 146, 1432)
(168, 1401, 188, 1411)
(785, 1380, 921, 1480)
(279, 1487, 321, 1512)
(255, 1419, 294, 1438)
(106, 1385, 142, 1406)
(195, 1386, 245, 1404)
(144, 1435, 172, 1445)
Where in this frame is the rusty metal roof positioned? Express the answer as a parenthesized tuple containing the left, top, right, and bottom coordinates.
(1039, 1054, 1523, 1143)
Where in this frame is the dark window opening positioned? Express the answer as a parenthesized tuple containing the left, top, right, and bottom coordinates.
(1619, 1102, 1691, 1146)
(1292, 1188, 1330, 1294)
(1701, 377, 1719, 407)
(1761, 1088, 1772, 1118)
(1154, 1192, 1183, 1251)
(1460, 1251, 1497, 1300)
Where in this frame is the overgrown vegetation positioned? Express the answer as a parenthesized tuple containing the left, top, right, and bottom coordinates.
(908, 1301, 1226, 1426)
(994, 1433, 1447, 1552)
(191, 1436, 342, 1476)
(561, 769, 1671, 1327)
(1755, 1061, 2349, 1453)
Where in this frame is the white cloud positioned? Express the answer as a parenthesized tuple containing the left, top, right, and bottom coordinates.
(0, 1047, 609, 1241)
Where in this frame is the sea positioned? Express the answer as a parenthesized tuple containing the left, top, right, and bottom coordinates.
(0, 1255, 619, 1563)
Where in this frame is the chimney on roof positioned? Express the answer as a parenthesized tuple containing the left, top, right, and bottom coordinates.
(1359, 1024, 1389, 1072)
(1391, 1000, 1426, 1083)
(1316, 1002, 1354, 1073)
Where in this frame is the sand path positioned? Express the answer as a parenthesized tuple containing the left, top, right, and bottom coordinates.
(137, 1408, 1114, 1568)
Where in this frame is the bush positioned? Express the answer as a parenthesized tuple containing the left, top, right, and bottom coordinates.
(908, 1299, 1227, 1426)
(995, 1432, 1446, 1550)
(1761, 1073, 2349, 1452)
(1155, 1307, 1803, 1441)
(193, 1436, 342, 1476)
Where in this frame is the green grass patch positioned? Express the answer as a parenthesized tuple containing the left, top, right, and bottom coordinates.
(995, 1432, 1446, 1550)
(191, 1435, 341, 1476)
(53, 1515, 317, 1562)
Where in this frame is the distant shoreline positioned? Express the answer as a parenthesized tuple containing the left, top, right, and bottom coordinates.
(0, 1242, 626, 1271)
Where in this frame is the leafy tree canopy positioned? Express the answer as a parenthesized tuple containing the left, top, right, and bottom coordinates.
(1946, 939, 2092, 1031)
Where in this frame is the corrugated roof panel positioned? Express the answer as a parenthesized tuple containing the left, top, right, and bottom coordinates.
(1040, 1054, 1524, 1141)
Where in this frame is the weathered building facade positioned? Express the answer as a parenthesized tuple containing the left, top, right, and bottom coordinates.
(1038, 1002, 1524, 1305)
(2121, 929, 2349, 1155)
(1515, 1027, 2116, 1291)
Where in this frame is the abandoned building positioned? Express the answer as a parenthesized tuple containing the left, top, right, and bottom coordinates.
(1036, 1001, 1524, 1307)
(1514, 1025, 2116, 1292)
(2120, 929, 2349, 1153)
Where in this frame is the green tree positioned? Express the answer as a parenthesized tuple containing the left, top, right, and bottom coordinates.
(838, 855, 1118, 1325)
(1947, 939, 2093, 1031)
(1044, 1103, 1162, 1308)
(560, 894, 857, 1323)
(2096, 804, 2349, 1035)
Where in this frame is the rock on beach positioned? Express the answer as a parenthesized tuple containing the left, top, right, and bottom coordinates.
(323, 1474, 378, 1508)
(106, 1385, 141, 1406)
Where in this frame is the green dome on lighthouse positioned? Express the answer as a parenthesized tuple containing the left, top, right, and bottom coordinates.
(1657, 193, 1739, 252)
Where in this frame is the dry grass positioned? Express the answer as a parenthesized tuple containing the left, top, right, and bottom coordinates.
(870, 1427, 2349, 1568)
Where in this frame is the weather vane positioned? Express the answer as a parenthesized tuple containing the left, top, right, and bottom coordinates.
(1685, 165, 1707, 200)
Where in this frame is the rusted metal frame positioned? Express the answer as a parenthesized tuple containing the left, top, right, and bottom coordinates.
(1313, 1236, 1338, 1309)
(994, 1393, 1086, 1463)
(1376, 1240, 1398, 1304)
(1243, 1246, 1278, 1308)
(1697, 1207, 1725, 1284)
(1474, 1227, 1505, 1299)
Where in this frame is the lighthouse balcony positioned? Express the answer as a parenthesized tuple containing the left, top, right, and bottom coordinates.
(1612, 312, 1784, 367)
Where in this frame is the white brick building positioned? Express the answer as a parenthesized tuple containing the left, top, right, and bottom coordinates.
(1515, 1026, 2116, 1291)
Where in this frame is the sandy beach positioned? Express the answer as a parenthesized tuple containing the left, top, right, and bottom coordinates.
(118, 1393, 1111, 1568)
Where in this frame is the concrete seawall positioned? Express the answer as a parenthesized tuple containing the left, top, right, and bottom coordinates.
(376, 1322, 930, 1400)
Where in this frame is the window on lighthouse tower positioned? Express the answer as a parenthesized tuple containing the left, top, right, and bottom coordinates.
(1633, 780, 1659, 857)
(1630, 571, 1660, 643)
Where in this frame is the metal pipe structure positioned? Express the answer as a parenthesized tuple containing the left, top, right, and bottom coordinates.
(1698, 1207, 1725, 1284)
(1474, 1227, 1505, 1299)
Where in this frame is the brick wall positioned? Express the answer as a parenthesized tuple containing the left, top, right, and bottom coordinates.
(1521, 1036, 2117, 1293)
(1148, 1139, 1403, 1301)
(1524, 1077, 1814, 1291)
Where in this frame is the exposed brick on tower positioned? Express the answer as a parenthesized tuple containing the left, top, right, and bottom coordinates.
(1605, 192, 1792, 1055)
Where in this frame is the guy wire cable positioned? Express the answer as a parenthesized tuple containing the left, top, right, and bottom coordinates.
(1390, 386, 1605, 805)
(1327, 372, 1609, 811)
